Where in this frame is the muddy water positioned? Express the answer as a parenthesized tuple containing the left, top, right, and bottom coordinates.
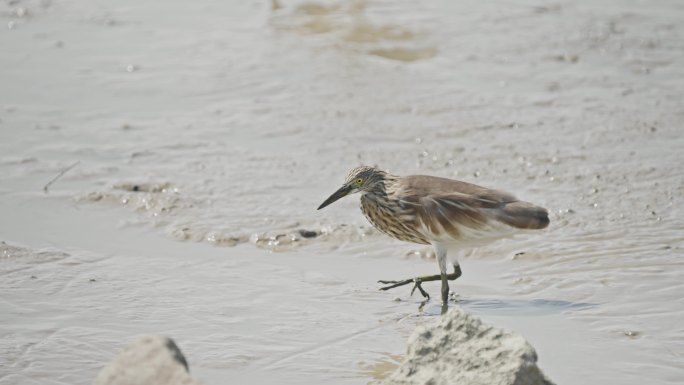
(1, 0, 683, 384)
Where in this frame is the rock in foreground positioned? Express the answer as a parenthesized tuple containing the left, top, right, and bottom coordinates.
(378, 308, 555, 385)
(95, 335, 203, 385)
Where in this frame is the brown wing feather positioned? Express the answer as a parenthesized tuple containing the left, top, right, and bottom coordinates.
(399, 193, 489, 237)
(401, 175, 516, 199)
(398, 175, 549, 231)
(496, 201, 550, 230)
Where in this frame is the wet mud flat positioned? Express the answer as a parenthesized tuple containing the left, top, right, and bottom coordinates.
(2, 0, 684, 384)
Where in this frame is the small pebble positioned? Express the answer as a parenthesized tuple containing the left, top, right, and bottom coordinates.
(298, 230, 318, 238)
(623, 330, 640, 338)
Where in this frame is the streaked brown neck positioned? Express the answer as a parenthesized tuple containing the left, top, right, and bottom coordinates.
(364, 172, 400, 200)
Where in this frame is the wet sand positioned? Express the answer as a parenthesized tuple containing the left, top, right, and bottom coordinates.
(2, 0, 684, 384)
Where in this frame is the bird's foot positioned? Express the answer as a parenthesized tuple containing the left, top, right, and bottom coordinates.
(378, 278, 430, 299)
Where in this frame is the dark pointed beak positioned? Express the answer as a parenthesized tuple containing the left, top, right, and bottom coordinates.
(317, 184, 353, 210)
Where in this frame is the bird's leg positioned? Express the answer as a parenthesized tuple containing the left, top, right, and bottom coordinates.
(441, 272, 449, 305)
(436, 243, 448, 305)
(440, 301, 449, 315)
(378, 264, 462, 300)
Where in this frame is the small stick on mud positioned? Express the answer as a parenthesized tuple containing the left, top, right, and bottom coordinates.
(43, 161, 80, 193)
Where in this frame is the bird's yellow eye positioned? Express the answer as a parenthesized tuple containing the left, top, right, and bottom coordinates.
(355, 178, 364, 185)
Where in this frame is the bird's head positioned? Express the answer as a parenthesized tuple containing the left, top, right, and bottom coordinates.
(317, 166, 387, 210)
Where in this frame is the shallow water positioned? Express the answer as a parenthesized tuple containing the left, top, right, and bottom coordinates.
(1, 0, 684, 384)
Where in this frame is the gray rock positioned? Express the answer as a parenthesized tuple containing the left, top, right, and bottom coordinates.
(94, 335, 203, 385)
(377, 308, 555, 385)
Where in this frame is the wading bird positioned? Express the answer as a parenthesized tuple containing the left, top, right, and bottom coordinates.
(318, 166, 549, 306)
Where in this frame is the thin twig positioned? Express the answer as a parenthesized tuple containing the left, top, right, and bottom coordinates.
(43, 161, 80, 193)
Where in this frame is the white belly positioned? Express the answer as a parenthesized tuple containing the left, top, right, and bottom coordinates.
(420, 218, 519, 249)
